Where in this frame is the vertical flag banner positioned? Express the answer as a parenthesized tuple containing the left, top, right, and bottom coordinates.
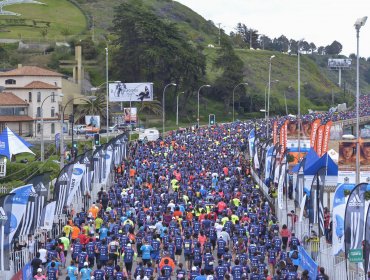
(315, 125, 325, 157)
(248, 129, 256, 160)
(321, 121, 333, 156)
(26, 173, 50, 230)
(0, 193, 14, 271)
(280, 121, 288, 154)
(265, 146, 273, 184)
(360, 140, 370, 183)
(102, 145, 114, 185)
(54, 164, 73, 215)
(8, 184, 33, 243)
(310, 119, 321, 149)
(364, 203, 370, 276)
(309, 167, 326, 236)
(344, 183, 367, 258)
(273, 121, 278, 145)
(39, 201, 56, 231)
(66, 164, 86, 205)
(332, 183, 355, 255)
(298, 246, 318, 279)
(278, 163, 286, 210)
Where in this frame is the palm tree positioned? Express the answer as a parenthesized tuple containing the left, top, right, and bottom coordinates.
(74, 93, 108, 123)
(138, 100, 162, 115)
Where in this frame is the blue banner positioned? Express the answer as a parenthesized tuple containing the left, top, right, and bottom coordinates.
(248, 129, 255, 159)
(22, 262, 33, 280)
(298, 246, 318, 279)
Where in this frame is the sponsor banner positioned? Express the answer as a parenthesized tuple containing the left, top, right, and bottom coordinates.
(365, 203, 370, 275)
(344, 183, 367, 260)
(273, 121, 278, 145)
(265, 146, 273, 183)
(360, 141, 370, 183)
(309, 168, 326, 236)
(55, 133, 60, 151)
(315, 125, 325, 156)
(54, 164, 73, 215)
(248, 129, 255, 159)
(85, 115, 100, 129)
(310, 119, 321, 148)
(338, 141, 357, 185)
(0, 193, 15, 271)
(332, 183, 355, 255)
(124, 108, 138, 123)
(102, 147, 113, 185)
(299, 194, 307, 222)
(66, 164, 86, 205)
(321, 121, 333, 156)
(39, 201, 56, 230)
(298, 246, 318, 279)
(109, 82, 154, 102)
(278, 163, 286, 210)
(8, 184, 33, 243)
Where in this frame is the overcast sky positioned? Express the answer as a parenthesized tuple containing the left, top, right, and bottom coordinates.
(176, 0, 370, 57)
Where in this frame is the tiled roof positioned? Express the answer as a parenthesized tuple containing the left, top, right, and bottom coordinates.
(0, 116, 33, 122)
(0, 66, 63, 77)
(0, 92, 28, 106)
(23, 81, 60, 89)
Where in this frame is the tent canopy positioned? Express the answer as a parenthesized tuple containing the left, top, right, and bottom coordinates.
(304, 152, 338, 176)
(0, 127, 34, 159)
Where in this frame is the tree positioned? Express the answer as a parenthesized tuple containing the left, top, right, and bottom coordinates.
(289, 39, 298, 54)
(301, 41, 310, 54)
(325, 40, 342, 55)
(235, 23, 259, 49)
(213, 35, 244, 110)
(111, 0, 206, 114)
(272, 35, 289, 52)
(259, 35, 273, 50)
(74, 93, 107, 123)
(317, 46, 325, 55)
(309, 42, 317, 54)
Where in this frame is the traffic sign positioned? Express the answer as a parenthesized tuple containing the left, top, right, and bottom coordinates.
(349, 249, 363, 263)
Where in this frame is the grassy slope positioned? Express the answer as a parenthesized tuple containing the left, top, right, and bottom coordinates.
(0, 0, 87, 40)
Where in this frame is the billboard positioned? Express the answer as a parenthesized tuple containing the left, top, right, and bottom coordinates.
(328, 59, 352, 69)
(124, 107, 138, 124)
(108, 82, 154, 102)
(360, 141, 370, 183)
(338, 141, 356, 184)
(85, 115, 100, 128)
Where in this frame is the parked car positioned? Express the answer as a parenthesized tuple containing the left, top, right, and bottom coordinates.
(73, 125, 86, 134)
(108, 124, 119, 132)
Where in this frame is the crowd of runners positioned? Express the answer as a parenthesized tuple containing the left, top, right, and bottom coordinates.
(28, 119, 336, 280)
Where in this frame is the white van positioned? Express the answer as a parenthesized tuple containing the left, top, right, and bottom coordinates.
(139, 128, 160, 142)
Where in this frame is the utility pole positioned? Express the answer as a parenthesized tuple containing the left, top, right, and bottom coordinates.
(250, 28, 253, 49)
(218, 23, 221, 46)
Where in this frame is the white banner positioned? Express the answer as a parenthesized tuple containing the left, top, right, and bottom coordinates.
(278, 164, 285, 210)
(102, 148, 113, 185)
(265, 146, 273, 181)
(40, 202, 56, 230)
(85, 115, 101, 128)
(66, 164, 86, 205)
(109, 82, 154, 102)
(299, 194, 307, 222)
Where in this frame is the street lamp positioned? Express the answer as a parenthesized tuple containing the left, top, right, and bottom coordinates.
(40, 93, 64, 161)
(105, 47, 109, 141)
(197, 84, 211, 127)
(176, 92, 184, 126)
(162, 83, 177, 136)
(264, 80, 279, 120)
(266, 55, 276, 138)
(232, 83, 248, 122)
(297, 39, 304, 161)
(60, 96, 97, 170)
(355, 16, 367, 183)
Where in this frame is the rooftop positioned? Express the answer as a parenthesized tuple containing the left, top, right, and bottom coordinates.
(0, 92, 28, 106)
(0, 66, 63, 77)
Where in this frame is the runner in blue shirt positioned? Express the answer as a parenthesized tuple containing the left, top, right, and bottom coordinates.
(216, 236, 226, 259)
(80, 262, 92, 280)
(46, 262, 58, 280)
(144, 262, 155, 278)
(183, 235, 193, 270)
(93, 264, 105, 280)
(215, 260, 228, 280)
(99, 239, 109, 266)
(66, 260, 78, 280)
(86, 238, 96, 268)
(140, 240, 153, 265)
(231, 259, 244, 280)
(123, 243, 135, 276)
(176, 262, 187, 280)
(115, 265, 125, 280)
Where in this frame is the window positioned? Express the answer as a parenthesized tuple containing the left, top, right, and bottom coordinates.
(37, 123, 41, 133)
(51, 123, 55, 134)
(37, 92, 41, 102)
(36, 107, 41, 118)
(5, 79, 16, 85)
(51, 107, 55, 117)
(28, 92, 32, 102)
(51, 92, 55, 103)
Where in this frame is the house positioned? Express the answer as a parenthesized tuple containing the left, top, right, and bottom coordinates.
(0, 65, 63, 137)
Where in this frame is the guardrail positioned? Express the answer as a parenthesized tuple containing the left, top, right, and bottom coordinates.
(333, 115, 370, 126)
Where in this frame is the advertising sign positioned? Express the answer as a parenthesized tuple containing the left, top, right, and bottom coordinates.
(328, 58, 352, 69)
(338, 141, 356, 184)
(360, 141, 370, 183)
(124, 107, 138, 123)
(85, 115, 100, 128)
(109, 82, 154, 102)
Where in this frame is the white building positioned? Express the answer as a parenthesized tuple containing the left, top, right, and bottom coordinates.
(0, 65, 64, 137)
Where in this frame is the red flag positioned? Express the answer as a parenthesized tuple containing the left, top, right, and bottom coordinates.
(310, 119, 321, 149)
(321, 121, 333, 156)
(273, 121, 278, 145)
(280, 121, 288, 154)
(315, 125, 325, 156)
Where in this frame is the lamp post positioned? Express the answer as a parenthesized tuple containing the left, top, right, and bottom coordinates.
(232, 83, 248, 122)
(197, 84, 211, 127)
(297, 39, 304, 162)
(162, 83, 177, 137)
(105, 47, 109, 141)
(41, 93, 64, 162)
(60, 96, 96, 170)
(355, 16, 367, 184)
(266, 55, 275, 138)
(176, 92, 184, 126)
(264, 80, 279, 122)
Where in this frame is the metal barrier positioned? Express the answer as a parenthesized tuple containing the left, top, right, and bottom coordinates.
(10, 248, 29, 274)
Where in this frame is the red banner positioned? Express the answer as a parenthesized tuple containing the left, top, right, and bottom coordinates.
(273, 121, 278, 145)
(280, 121, 288, 154)
(321, 121, 333, 156)
(310, 119, 321, 149)
(315, 125, 325, 156)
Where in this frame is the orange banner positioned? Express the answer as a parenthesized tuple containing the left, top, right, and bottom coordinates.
(280, 120, 288, 154)
(321, 121, 333, 156)
(310, 119, 321, 149)
(273, 121, 278, 145)
(315, 125, 325, 156)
